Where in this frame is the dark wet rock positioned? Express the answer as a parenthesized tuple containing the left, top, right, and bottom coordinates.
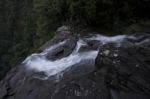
(46, 38, 77, 60)
(38, 26, 77, 53)
(87, 40, 102, 50)
(0, 66, 109, 99)
(63, 59, 96, 77)
(77, 46, 91, 52)
(96, 39, 150, 99)
(77, 40, 102, 52)
(37, 27, 78, 60)
(0, 33, 150, 99)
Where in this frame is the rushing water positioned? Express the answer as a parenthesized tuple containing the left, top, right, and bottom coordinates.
(23, 34, 145, 79)
(23, 39, 98, 77)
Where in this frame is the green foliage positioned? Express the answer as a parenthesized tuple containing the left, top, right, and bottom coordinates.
(33, 0, 150, 27)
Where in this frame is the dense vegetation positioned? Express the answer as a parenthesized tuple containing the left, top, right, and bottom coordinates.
(0, 0, 150, 79)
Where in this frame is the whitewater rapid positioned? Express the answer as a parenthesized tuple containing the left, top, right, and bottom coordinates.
(23, 39, 98, 77)
(22, 34, 143, 78)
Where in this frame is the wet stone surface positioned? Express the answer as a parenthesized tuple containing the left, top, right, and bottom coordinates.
(0, 32, 150, 99)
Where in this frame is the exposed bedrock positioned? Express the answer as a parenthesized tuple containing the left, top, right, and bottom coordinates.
(0, 31, 150, 99)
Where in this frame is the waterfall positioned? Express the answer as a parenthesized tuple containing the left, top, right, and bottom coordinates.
(22, 34, 140, 79)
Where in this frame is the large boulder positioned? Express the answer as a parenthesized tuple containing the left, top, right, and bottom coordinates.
(0, 32, 150, 99)
(95, 39, 150, 99)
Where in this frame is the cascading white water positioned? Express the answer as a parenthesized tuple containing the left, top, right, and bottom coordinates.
(23, 40, 67, 64)
(72, 39, 87, 54)
(23, 34, 130, 79)
(23, 39, 98, 77)
(85, 34, 126, 44)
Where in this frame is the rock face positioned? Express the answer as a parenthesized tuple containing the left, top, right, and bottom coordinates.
(96, 42, 150, 99)
(0, 31, 150, 99)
